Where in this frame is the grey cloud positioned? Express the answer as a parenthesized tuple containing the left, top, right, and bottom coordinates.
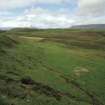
(78, 0, 105, 16)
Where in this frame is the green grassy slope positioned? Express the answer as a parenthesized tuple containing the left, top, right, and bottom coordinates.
(0, 29, 105, 105)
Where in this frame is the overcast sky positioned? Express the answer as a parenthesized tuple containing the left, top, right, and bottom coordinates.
(0, 0, 105, 28)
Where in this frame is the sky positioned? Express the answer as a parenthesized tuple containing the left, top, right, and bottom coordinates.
(0, 0, 105, 28)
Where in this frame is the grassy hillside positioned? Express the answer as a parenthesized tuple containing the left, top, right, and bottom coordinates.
(0, 29, 105, 105)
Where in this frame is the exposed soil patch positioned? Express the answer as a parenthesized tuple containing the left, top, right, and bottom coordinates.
(19, 36, 44, 41)
(74, 67, 89, 77)
(21, 77, 62, 100)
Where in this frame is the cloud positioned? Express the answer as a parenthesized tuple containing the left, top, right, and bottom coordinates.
(73, 16, 105, 25)
(0, 0, 75, 28)
(0, 7, 74, 28)
(0, 0, 105, 28)
(78, 0, 105, 16)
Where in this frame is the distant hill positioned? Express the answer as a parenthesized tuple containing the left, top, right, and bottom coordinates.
(71, 24, 105, 29)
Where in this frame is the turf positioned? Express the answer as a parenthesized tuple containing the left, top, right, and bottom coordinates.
(0, 29, 105, 105)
